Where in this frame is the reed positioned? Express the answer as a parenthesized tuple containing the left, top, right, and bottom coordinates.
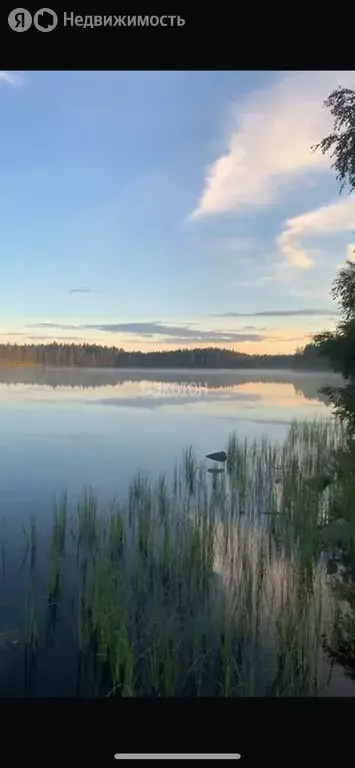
(6, 418, 355, 696)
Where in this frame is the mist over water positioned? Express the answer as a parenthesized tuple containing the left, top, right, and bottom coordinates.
(0, 367, 340, 515)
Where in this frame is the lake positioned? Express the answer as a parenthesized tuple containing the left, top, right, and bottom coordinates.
(0, 367, 341, 520)
(1, 366, 354, 697)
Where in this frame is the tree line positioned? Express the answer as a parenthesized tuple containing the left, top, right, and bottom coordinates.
(0, 341, 329, 370)
(311, 86, 355, 428)
(311, 87, 355, 679)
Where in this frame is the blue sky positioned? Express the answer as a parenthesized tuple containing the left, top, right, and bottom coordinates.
(1, 69, 354, 353)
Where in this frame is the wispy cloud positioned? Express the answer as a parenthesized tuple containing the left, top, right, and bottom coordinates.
(19, 321, 317, 353)
(26, 335, 86, 341)
(150, 335, 264, 345)
(214, 309, 337, 318)
(0, 332, 86, 341)
(69, 287, 101, 294)
(266, 336, 309, 344)
(240, 325, 267, 331)
(277, 197, 355, 271)
(189, 71, 355, 220)
(0, 71, 23, 87)
(27, 321, 265, 344)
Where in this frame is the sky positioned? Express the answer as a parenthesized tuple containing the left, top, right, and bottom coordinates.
(1, 69, 355, 355)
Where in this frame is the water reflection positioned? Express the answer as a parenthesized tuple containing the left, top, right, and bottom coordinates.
(0, 368, 341, 516)
(0, 366, 341, 427)
(0, 366, 341, 404)
(0, 371, 354, 697)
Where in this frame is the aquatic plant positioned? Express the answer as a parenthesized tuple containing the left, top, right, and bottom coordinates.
(1, 418, 352, 696)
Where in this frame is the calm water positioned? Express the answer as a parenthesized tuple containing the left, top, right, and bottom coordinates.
(1, 366, 354, 697)
(0, 367, 341, 521)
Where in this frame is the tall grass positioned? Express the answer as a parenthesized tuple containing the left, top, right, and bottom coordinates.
(24, 598, 38, 688)
(7, 418, 354, 695)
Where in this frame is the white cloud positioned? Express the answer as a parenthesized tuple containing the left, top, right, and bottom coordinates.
(347, 244, 355, 262)
(189, 71, 355, 220)
(277, 197, 355, 271)
(0, 71, 23, 86)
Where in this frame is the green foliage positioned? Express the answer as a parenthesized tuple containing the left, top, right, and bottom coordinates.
(314, 316, 355, 379)
(313, 267, 355, 425)
(312, 89, 355, 426)
(293, 343, 331, 371)
(312, 87, 355, 194)
(330, 260, 355, 322)
(310, 96, 355, 672)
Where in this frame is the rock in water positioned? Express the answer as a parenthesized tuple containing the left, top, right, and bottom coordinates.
(206, 450, 227, 463)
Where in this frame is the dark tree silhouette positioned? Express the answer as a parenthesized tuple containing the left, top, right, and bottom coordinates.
(312, 87, 355, 193)
(312, 87, 355, 426)
(311, 87, 355, 687)
(0, 342, 330, 371)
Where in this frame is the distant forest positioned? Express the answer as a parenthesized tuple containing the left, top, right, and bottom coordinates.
(0, 342, 330, 370)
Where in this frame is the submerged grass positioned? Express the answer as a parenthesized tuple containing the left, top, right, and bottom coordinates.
(24, 598, 38, 688)
(4, 417, 355, 696)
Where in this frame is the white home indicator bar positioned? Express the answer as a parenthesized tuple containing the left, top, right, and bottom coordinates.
(114, 756, 241, 761)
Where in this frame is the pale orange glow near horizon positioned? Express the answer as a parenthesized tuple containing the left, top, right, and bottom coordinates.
(0, 330, 314, 355)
